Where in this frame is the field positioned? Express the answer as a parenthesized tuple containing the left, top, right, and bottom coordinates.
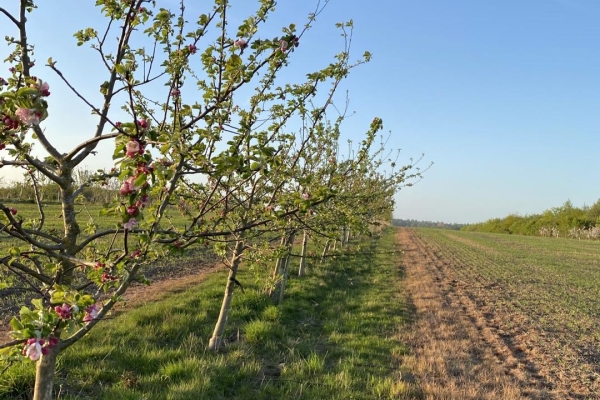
(3, 223, 600, 398)
(397, 228, 600, 399)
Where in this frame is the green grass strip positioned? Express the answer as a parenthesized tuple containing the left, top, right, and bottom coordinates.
(1, 228, 416, 400)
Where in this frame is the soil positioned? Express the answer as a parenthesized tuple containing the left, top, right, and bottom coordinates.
(395, 228, 599, 399)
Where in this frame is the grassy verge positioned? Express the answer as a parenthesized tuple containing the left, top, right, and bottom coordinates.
(1, 228, 416, 400)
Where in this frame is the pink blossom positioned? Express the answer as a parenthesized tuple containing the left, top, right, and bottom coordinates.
(9, 207, 17, 215)
(54, 303, 72, 319)
(23, 338, 43, 361)
(2, 115, 18, 130)
(137, 118, 148, 129)
(136, 163, 152, 176)
(170, 88, 181, 97)
(83, 304, 100, 322)
(302, 193, 310, 200)
(129, 249, 142, 259)
(280, 40, 288, 52)
(119, 177, 137, 196)
(234, 38, 248, 49)
(188, 44, 197, 54)
(123, 217, 138, 231)
(126, 205, 139, 216)
(125, 139, 142, 157)
(136, 194, 150, 208)
(39, 81, 50, 96)
(101, 273, 117, 283)
(48, 336, 58, 348)
(15, 108, 40, 126)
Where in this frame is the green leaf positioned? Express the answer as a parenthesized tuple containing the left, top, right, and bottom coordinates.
(134, 174, 147, 188)
(9, 317, 23, 331)
(31, 298, 43, 310)
(16, 87, 38, 97)
(115, 64, 126, 75)
(51, 290, 65, 304)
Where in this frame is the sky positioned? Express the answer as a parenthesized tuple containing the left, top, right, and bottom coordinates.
(1, 0, 599, 224)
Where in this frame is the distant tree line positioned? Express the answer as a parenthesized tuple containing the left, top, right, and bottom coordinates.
(462, 199, 600, 238)
(0, 169, 120, 204)
(392, 218, 466, 230)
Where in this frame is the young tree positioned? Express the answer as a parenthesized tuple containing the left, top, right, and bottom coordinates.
(0, 1, 382, 398)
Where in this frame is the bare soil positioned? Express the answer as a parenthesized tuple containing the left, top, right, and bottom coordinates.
(395, 228, 597, 399)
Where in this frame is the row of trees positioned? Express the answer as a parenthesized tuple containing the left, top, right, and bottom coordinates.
(462, 200, 600, 237)
(0, 169, 120, 203)
(392, 218, 466, 230)
(0, 1, 423, 399)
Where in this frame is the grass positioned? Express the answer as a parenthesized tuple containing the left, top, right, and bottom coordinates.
(0, 228, 417, 399)
(0, 202, 216, 326)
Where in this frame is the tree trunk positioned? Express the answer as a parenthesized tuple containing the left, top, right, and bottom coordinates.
(298, 230, 309, 277)
(320, 239, 331, 264)
(208, 240, 244, 352)
(270, 232, 294, 304)
(268, 235, 286, 283)
(33, 345, 59, 400)
(278, 248, 292, 304)
(341, 227, 347, 247)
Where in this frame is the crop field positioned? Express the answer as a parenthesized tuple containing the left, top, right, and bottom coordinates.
(400, 228, 600, 398)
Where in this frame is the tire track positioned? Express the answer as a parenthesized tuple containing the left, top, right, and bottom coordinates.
(396, 228, 562, 399)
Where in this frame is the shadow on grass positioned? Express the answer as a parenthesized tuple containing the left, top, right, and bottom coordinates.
(1, 229, 420, 400)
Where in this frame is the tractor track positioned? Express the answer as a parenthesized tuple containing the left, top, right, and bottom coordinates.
(396, 228, 596, 399)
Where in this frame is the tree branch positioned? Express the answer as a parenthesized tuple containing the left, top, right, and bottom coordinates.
(0, 7, 20, 28)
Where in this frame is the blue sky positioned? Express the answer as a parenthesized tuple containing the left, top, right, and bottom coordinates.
(1, 0, 599, 223)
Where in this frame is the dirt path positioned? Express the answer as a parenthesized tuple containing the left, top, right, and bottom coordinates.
(395, 228, 575, 399)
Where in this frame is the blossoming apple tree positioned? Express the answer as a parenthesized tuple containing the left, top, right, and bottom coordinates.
(0, 0, 396, 398)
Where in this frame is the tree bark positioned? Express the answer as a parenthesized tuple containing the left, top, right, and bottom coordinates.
(277, 247, 292, 304)
(33, 344, 59, 400)
(208, 240, 244, 352)
(270, 232, 294, 304)
(268, 235, 288, 299)
(320, 239, 331, 264)
(298, 230, 308, 277)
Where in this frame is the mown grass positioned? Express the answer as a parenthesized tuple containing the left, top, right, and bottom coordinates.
(0, 228, 417, 399)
